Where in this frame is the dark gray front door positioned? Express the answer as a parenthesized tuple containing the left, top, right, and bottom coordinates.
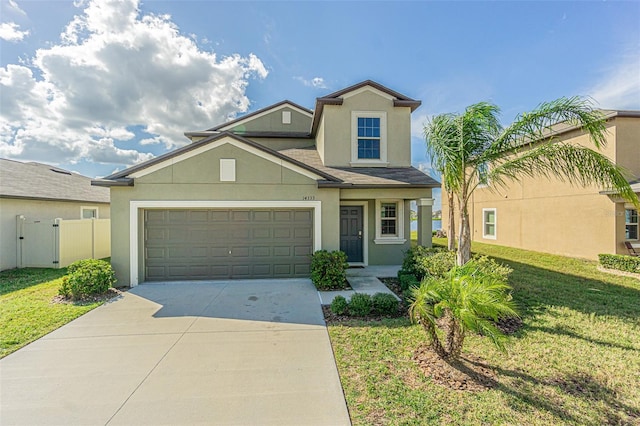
(340, 206, 363, 263)
(144, 209, 313, 281)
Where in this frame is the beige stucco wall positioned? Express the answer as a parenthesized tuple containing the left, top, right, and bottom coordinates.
(0, 198, 110, 271)
(442, 117, 637, 260)
(110, 141, 341, 286)
(318, 89, 413, 168)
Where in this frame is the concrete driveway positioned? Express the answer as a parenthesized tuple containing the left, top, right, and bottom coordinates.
(0, 279, 351, 425)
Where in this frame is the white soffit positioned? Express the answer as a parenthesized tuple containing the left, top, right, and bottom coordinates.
(341, 86, 396, 101)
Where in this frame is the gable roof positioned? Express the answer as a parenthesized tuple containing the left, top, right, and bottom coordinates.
(311, 80, 421, 135)
(94, 132, 341, 186)
(1, 158, 110, 203)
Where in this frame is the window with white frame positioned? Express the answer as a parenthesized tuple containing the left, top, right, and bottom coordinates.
(483, 208, 496, 239)
(626, 209, 638, 240)
(477, 162, 489, 187)
(375, 200, 405, 243)
(351, 111, 387, 165)
(81, 207, 98, 219)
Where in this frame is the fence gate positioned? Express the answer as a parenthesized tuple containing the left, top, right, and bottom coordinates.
(16, 216, 110, 268)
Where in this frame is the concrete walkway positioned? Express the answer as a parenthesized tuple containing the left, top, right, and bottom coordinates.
(0, 280, 351, 426)
(318, 265, 401, 305)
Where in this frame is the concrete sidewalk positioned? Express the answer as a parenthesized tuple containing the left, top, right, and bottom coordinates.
(318, 265, 401, 305)
(0, 280, 351, 426)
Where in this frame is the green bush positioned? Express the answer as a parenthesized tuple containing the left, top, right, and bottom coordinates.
(415, 250, 456, 279)
(330, 295, 349, 315)
(599, 253, 640, 274)
(59, 259, 116, 300)
(399, 273, 419, 291)
(461, 255, 513, 283)
(349, 293, 373, 317)
(400, 246, 453, 280)
(372, 292, 399, 316)
(310, 250, 349, 290)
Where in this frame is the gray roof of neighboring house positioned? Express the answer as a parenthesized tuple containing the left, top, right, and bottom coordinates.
(279, 148, 440, 188)
(1, 158, 110, 203)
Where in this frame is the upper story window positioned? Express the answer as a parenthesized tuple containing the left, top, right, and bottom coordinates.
(357, 117, 381, 159)
(626, 209, 638, 240)
(477, 162, 490, 187)
(351, 111, 388, 166)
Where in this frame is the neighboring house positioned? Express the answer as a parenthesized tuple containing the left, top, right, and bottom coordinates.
(94, 80, 439, 286)
(0, 159, 111, 271)
(442, 111, 640, 260)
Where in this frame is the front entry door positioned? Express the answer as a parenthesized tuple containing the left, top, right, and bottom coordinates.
(340, 206, 363, 263)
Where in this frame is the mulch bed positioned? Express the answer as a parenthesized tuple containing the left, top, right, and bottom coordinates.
(51, 287, 126, 305)
(412, 344, 499, 392)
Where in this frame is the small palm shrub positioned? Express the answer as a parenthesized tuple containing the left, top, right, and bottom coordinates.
(349, 293, 373, 317)
(310, 250, 349, 290)
(409, 259, 518, 361)
(59, 259, 116, 300)
(330, 295, 349, 315)
(372, 293, 399, 316)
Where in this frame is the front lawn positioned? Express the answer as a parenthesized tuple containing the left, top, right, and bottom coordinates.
(0, 267, 104, 358)
(328, 239, 640, 425)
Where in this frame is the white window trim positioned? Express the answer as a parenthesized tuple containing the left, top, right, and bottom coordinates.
(625, 208, 639, 241)
(482, 208, 497, 240)
(374, 199, 405, 244)
(341, 201, 369, 266)
(129, 200, 322, 287)
(350, 111, 388, 167)
(81, 206, 99, 219)
(477, 162, 490, 188)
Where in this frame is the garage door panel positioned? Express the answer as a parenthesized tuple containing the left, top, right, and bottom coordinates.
(144, 208, 312, 281)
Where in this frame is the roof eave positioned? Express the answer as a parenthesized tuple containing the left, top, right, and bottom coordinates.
(91, 178, 134, 187)
(317, 182, 440, 189)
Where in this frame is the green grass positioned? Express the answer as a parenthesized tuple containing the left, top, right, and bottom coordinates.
(328, 239, 640, 425)
(0, 267, 104, 358)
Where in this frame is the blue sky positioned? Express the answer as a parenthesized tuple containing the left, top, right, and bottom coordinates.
(1, 0, 639, 211)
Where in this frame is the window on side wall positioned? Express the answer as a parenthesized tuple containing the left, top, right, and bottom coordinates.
(81, 207, 98, 219)
(483, 208, 496, 239)
(351, 111, 387, 165)
(477, 162, 490, 187)
(375, 200, 405, 244)
(626, 209, 638, 240)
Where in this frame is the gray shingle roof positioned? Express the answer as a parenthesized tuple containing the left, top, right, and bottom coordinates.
(278, 148, 440, 188)
(1, 159, 110, 203)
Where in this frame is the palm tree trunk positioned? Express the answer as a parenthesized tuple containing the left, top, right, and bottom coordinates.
(447, 191, 455, 251)
(443, 310, 465, 361)
(421, 321, 448, 359)
(457, 196, 472, 266)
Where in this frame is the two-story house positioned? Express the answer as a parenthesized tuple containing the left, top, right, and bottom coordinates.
(94, 81, 439, 286)
(442, 110, 640, 260)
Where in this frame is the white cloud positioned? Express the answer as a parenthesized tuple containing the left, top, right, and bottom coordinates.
(295, 76, 328, 89)
(7, 0, 27, 16)
(0, 22, 29, 42)
(0, 0, 268, 169)
(586, 51, 640, 110)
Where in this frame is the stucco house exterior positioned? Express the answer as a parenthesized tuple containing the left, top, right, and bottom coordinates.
(441, 111, 640, 260)
(94, 81, 439, 286)
(0, 159, 111, 271)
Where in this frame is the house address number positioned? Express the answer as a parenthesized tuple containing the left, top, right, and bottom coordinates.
(303, 195, 315, 200)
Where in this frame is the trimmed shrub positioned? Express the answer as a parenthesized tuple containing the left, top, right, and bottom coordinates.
(415, 250, 456, 279)
(349, 293, 373, 317)
(330, 295, 349, 315)
(399, 273, 419, 292)
(462, 255, 513, 283)
(400, 246, 453, 280)
(59, 259, 116, 300)
(310, 250, 349, 290)
(372, 292, 399, 316)
(599, 253, 640, 274)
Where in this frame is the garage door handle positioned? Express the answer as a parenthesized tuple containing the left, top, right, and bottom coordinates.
(229, 250, 232, 255)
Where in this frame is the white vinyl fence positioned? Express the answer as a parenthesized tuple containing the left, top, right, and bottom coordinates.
(16, 216, 111, 268)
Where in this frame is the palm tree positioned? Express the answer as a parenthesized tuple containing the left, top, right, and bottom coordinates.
(425, 98, 639, 265)
(409, 259, 519, 361)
